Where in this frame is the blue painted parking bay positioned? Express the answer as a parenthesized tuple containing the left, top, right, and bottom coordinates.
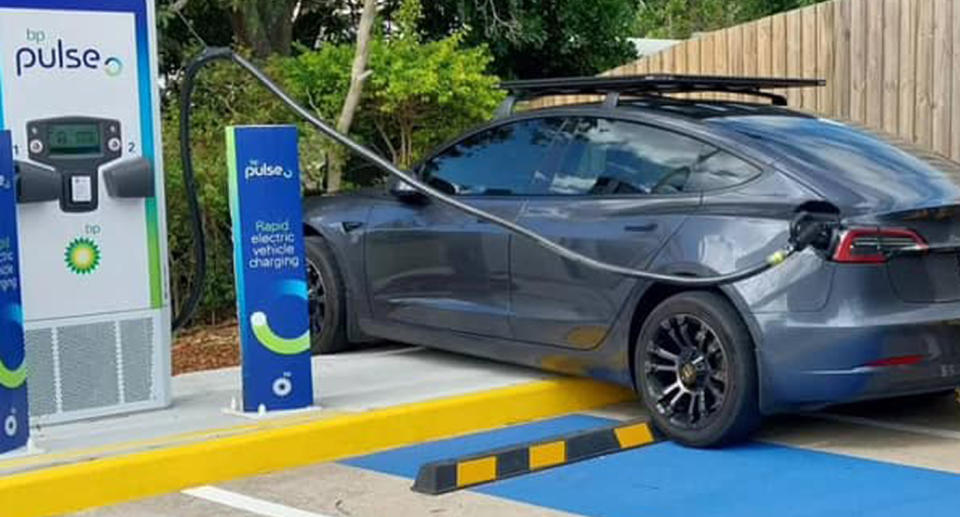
(345, 414, 960, 517)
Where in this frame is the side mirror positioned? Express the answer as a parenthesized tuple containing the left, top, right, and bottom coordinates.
(390, 179, 429, 204)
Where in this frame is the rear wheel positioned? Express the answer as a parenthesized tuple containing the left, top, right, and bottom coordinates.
(305, 236, 350, 355)
(634, 291, 760, 447)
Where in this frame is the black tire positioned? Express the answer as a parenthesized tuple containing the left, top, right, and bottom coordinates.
(305, 236, 350, 355)
(634, 291, 760, 447)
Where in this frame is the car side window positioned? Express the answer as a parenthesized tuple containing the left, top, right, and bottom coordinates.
(545, 118, 759, 195)
(686, 150, 763, 192)
(420, 118, 565, 196)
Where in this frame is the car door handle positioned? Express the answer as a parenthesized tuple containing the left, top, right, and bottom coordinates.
(341, 221, 364, 233)
(624, 223, 658, 233)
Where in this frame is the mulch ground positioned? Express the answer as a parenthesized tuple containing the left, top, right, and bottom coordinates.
(172, 320, 241, 375)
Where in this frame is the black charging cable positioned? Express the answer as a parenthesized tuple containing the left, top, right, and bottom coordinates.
(172, 47, 837, 331)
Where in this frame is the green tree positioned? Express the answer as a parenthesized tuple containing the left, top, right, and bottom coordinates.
(289, 0, 504, 168)
(157, 0, 234, 76)
(162, 53, 335, 322)
(226, 0, 300, 57)
(158, 0, 391, 67)
(163, 3, 503, 322)
(418, 0, 640, 79)
(634, 0, 827, 40)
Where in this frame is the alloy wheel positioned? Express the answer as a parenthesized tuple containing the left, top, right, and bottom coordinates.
(644, 314, 729, 430)
(306, 258, 327, 339)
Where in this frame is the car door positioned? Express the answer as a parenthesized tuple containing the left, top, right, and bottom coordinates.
(509, 116, 711, 349)
(364, 117, 566, 338)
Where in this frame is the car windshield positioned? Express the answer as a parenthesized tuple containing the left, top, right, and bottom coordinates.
(709, 115, 960, 201)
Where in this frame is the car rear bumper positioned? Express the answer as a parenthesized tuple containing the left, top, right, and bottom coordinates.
(752, 270, 960, 414)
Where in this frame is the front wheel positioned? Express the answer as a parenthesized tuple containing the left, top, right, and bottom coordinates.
(634, 291, 760, 447)
(305, 236, 350, 355)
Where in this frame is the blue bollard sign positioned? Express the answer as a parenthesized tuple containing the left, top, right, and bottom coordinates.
(226, 125, 313, 412)
(0, 130, 27, 453)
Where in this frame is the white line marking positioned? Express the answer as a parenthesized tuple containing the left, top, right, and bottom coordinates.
(182, 486, 333, 517)
(815, 413, 960, 441)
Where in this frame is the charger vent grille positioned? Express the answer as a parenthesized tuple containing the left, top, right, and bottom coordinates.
(24, 316, 157, 421)
(59, 322, 120, 412)
(24, 328, 57, 417)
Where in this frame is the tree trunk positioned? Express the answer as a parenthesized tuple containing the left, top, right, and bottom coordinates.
(229, 0, 298, 58)
(327, 0, 377, 193)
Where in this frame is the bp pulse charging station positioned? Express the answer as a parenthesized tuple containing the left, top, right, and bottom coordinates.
(0, 129, 27, 454)
(0, 0, 171, 424)
(227, 126, 313, 413)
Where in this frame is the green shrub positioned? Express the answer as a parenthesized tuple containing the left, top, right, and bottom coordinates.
(164, 33, 503, 327)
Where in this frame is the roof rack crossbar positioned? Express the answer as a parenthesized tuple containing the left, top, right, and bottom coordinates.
(494, 74, 822, 116)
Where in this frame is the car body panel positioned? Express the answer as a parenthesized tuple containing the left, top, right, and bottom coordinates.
(365, 198, 517, 337)
(510, 195, 694, 349)
(303, 99, 960, 416)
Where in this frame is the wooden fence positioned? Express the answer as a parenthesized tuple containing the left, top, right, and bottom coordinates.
(536, 0, 960, 162)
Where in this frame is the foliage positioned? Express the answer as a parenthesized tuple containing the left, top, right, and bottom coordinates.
(634, 0, 828, 40)
(156, 0, 234, 77)
(418, 0, 641, 79)
(157, 0, 404, 72)
(224, 0, 300, 57)
(164, 3, 502, 322)
(163, 53, 332, 323)
(288, 0, 504, 168)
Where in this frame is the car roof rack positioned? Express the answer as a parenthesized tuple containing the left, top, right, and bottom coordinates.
(495, 74, 825, 118)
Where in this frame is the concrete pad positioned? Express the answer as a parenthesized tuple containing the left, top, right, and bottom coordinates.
(1, 347, 554, 476)
(760, 415, 960, 474)
(827, 391, 960, 434)
(74, 492, 261, 517)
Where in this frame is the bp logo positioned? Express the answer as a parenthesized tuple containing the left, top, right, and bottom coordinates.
(103, 57, 123, 77)
(65, 237, 101, 275)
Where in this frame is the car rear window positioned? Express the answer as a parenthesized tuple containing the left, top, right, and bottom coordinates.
(709, 116, 960, 190)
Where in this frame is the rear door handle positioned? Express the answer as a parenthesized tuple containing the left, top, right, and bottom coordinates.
(625, 223, 658, 233)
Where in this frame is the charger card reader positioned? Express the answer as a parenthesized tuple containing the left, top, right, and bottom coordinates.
(26, 116, 123, 213)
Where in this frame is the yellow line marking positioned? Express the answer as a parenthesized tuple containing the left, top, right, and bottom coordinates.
(528, 440, 566, 470)
(0, 378, 633, 517)
(457, 456, 498, 486)
(0, 410, 349, 473)
(614, 423, 655, 448)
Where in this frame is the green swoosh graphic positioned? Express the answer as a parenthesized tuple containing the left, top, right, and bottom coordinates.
(0, 358, 26, 389)
(250, 312, 310, 355)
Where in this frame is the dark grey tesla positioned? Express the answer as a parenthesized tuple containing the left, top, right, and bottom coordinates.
(302, 91, 960, 446)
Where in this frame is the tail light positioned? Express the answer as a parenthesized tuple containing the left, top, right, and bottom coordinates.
(832, 228, 927, 263)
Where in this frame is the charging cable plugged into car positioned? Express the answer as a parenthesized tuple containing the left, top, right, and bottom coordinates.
(172, 47, 842, 331)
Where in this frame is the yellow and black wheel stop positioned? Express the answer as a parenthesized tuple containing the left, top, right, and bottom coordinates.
(412, 419, 661, 495)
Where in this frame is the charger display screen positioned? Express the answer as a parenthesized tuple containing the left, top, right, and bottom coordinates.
(48, 124, 101, 156)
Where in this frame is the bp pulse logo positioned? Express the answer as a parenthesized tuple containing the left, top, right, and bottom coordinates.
(15, 29, 123, 78)
(245, 160, 295, 181)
